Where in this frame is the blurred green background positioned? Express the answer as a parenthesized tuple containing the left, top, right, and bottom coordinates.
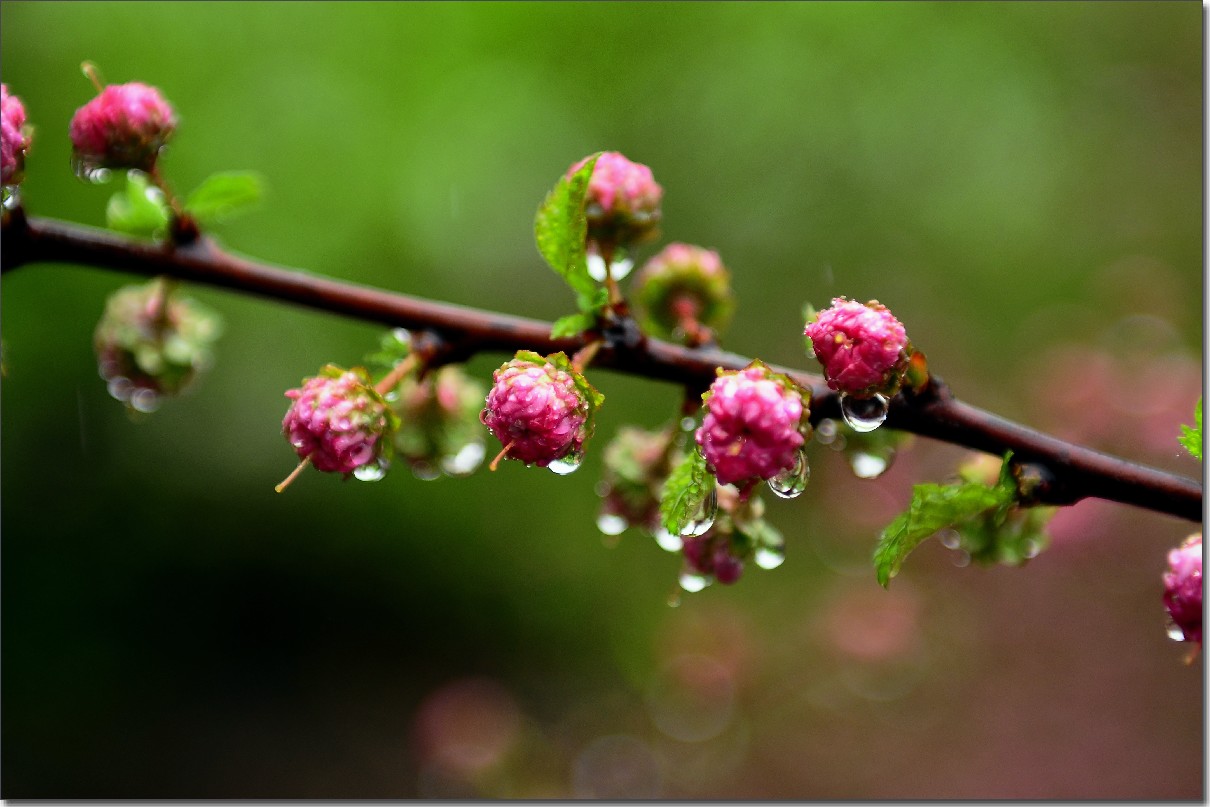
(1, 1, 1202, 798)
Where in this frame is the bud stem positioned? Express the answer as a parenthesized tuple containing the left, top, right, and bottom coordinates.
(571, 339, 602, 374)
(373, 352, 421, 396)
(274, 455, 312, 493)
(80, 61, 105, 93)
(599, 242, 623, 308)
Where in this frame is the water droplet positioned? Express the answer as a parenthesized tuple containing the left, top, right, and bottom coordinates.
(680, 487, 717, 537)
(70, 153, 112, 184)
(938, 528, 961, 550)
(587, 252, 635, 282)
(597, 513, 627, 536)
(548, 452, 583, 476)
(754, 545, 786, 570)
(129, 387, 160, 413)
(1167, 623, 1187, 642)
(850, 449, 893, 479)
(840, 393, 889, 433)
(680, 416, 697, 432)
(678, 570, 712, 593)
(410, 462, 441, 481)
(353, 460, 387, 481)
(441, 441, 485, 477)
(768, 450, 810, 499)
(1023, 539, 1041, 559)
(2, 185, 21, 209)
(814, 418, 838, 445)
(666, 589, 682, 608)
(654, 529, 684, 553)
(952, 550, 971, 568)
(106, 376, 133, 403)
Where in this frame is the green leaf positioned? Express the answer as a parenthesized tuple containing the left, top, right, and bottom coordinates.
(183, 171, 264, 225)
(1179, 398, 1202, 460)
(106, 170, 171, 238)
(363, 329, 412, 373)
(535, 153, 602, 304)
(660, 449, 711, 536)
(874, 479, 1013, 587)
(550, 312, 597, 339)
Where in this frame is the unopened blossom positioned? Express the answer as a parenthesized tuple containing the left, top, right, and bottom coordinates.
(633, 242, 734, 341)
(567, 151, 662, 248)
(283, 368, 393, 475)
(1163, 533, 1202, 645)
(70, 82, 176, 172)
(805, 297, 909, 397)
(2, 84, 30, 187)
(481, 352, 597, 468)
(695, 362, 809, 494)
(682, 532, 745, 585)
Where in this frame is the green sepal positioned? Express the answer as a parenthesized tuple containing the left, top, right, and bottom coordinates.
(659, 448, 711, 536)
(183, 171, 265, 225)
(1179, 398, 1202, 461)
(106, 170, 170, 238)
(802, 301, 818, 354)
(873, 451, 1017, 587)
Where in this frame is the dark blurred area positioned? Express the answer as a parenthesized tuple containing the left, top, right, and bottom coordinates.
(0, 1, 1202, 798)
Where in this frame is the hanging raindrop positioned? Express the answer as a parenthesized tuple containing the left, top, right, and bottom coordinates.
(2, 186, 21, 209)
(680, 486, 717, 537)
(410, 462, 441, 481)
(596, 513, 628, 536)
(840, 393, 889, 433)
(850, 448, 895, 479)
(768, 449, 810, 499)
(938, 528, 961, 550)
(70, 153, 112, 184)
(441, 441, 485, 477)
(353, 459, 388, 481)
(547, 451, 583, 476)
(128, 387, 160, 414)
(653, 529, 684, 553)
(754, 545, 786, 570)
(678, 570, 712, 593)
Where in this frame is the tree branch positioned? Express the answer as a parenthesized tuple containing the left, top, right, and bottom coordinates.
(1, 212, 1201, 522)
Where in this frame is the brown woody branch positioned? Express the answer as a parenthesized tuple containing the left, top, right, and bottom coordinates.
(1, 211, 1201, 522)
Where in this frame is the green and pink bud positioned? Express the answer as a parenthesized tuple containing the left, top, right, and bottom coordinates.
(805, 297, 910, 398)
(695, 361, 811, 497)
(94, 279, 222, 412)
(70, 81, 176, 175)
(1163, 533, 1202, 646)
(2, 84, 30, 191)
(567, 151, 662, 250)
(389, 365, 487, 479)
(481, 351, 602, 470)
(633, 243, 734, 344)
(283, 366, 395, 477)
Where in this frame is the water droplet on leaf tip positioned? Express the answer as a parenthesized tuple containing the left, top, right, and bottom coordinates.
(840, 393, 889, 433)
(768, 449, 810, 499)
(680, 487, 717, 537)
(938, 529, 961, 550)
(596, 513, 628, 536)
(654, 529, 684, 553)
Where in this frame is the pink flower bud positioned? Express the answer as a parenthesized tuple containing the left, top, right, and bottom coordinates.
(70, 82, 176, 173)
(2, 84, 30, 187)
(1163, 533, 1202, 645)
(681, 533, 745, 586)
(695, 362, 809, 493)
(283, 368, 393, 475)
(805, 297, 910, 397)
(634, 243, 734, 342)
(481, 352, 596, 468)
(567, 151, 662, 249)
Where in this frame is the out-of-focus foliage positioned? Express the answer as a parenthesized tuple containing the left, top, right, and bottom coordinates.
(0, 1, 1201, 798)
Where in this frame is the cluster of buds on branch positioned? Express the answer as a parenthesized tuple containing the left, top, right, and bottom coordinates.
(0, 66, 1201, 657)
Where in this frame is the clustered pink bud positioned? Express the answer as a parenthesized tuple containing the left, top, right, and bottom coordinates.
(696, 362, 809, 494)
(567, 151, 662, 249)
(805, 297, 909, 397)
(283, 368, 393, 475)
(682, 533, 745, 585)
(634, 242, 734, 342)
(481, 352, 595, 468)
(70, 82, 176, 173)
(2, 84, 30, 187)
(1163, 533, 1202, 645)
